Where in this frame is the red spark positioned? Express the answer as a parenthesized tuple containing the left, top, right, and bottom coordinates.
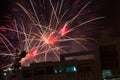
(20, 48, 38, 63)
(59, 25, 70, 36)
(42, 34, 58, 45)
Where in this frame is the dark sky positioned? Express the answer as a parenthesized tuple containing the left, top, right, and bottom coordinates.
(103, 0, 120, 37)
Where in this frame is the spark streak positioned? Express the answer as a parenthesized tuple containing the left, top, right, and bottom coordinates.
(0, 0, 105, 69)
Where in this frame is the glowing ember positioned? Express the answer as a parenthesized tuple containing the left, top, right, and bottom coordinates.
(59, 25, 70, 36)
(42, 33, 58, 45)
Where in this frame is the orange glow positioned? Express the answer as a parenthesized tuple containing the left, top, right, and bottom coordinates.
(42, 34, 58, 45)
(59, 25, 70, 36)
(20, 48, 38, 63)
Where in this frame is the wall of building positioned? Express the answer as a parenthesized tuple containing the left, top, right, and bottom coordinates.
(97, 37, 120, 79)
(15, 60, 101, 80)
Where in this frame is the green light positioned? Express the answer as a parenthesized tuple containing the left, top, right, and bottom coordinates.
(102, 70, 112, 78)
(66, 66, 77, 72)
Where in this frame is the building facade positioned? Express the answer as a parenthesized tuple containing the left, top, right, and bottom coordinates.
(15, 50, 101, 80)
(97, 37, 120, 79)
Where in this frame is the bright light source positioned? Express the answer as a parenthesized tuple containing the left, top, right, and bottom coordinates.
(8, 68, 12, 71)
(66, 66, 77, 72)
(73, 66, 77, 72)
(4, 73, 6, 76)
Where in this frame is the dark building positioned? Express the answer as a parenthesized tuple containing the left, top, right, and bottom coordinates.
(97, 37, 120, 79)
(15, 60, 101, 80)
(13, 50, 101, 80)
(0, 68, 4, 80)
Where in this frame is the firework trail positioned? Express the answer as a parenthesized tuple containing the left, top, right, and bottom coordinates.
(0, 0, 104, 69)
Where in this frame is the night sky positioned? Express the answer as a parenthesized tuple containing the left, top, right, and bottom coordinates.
(102, 0, 120, 37)
(0, 0, 120, 67)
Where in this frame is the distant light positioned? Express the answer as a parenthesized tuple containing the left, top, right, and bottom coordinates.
(19, 67, 22, 69)
(102, 70, 112, 78)
(4, 73, 6, 76)
(66, 66, 77, 72)
(54, 68, 62, 73)
(8, 68, 12, 71)
(54, 69, 57, 73)
(59, 69, 62, 73)
(73, 66, 77, 72)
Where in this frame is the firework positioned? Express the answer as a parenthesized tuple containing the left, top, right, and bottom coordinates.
(0, 0, 104, 69)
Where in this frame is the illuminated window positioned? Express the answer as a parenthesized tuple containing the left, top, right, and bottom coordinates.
(54, 66, 63, 74)
(66, 66, 77, 72)
(102, 70, 112, 78)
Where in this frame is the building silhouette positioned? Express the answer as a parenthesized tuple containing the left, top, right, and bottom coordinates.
(12, 50, 101, 80)
(0, 68, 4, 80)
(97, 37, 120, 79)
